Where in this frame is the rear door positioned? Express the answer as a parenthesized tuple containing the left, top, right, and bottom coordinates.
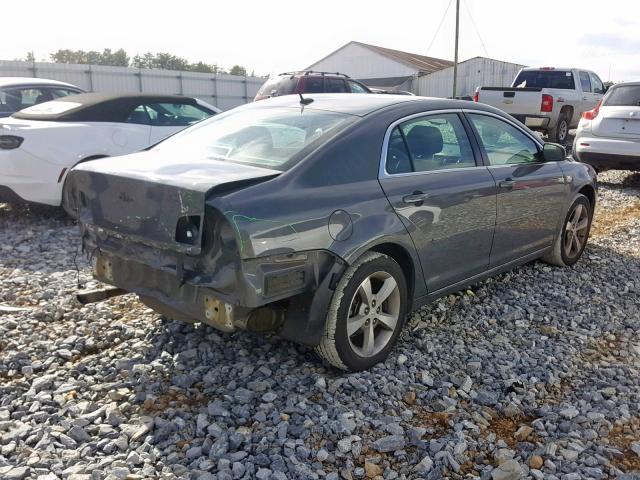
(578, 70, 602, 112)
(466, 112, 566, 266)
(578, 71, 598, 113)
(379, 111, 497, 292)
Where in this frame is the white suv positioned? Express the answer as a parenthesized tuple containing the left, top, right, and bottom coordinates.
(574, 82, 640, 172)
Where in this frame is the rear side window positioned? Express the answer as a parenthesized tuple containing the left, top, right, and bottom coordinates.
(326, 78, 347, 93)
(468, 114, 540, 165)
(385, 113, 475, 174)
(255, 76, 298, 98)
(0, 87, 51, 114)
(303, 77, 324, 93)
(604, 85, 640, 106)
(50, 88, 82, 98)
(513, 70, 576, 90)
(579, 72, 591, 92)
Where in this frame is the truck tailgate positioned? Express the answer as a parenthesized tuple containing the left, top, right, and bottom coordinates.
(477, 87, 542, 115)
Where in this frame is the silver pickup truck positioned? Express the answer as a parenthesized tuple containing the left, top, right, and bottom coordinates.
(474, 67, 606, 143)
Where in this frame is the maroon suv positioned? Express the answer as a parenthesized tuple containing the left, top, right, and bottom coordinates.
(254, 71, 371, 101)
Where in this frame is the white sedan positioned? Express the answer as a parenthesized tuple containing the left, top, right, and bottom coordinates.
(0, 93, 220, 206)
(0, 77, 85, 117)
(573, 81, 640, 172)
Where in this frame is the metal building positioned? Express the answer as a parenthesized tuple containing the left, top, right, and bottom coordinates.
(306, 41, 452, 91)
(306, 42, 524, 97)
(415, 56, 525, 99)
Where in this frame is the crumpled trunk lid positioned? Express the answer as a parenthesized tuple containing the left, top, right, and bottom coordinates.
(65, 151, 279, 255)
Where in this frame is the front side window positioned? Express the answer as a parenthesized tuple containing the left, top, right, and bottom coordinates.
(348, 81, 369, 93)
(579, 72, 592, 92)
(589, 73, 605, 94)
(468, 114, 540, 165)
(127, 103, 212, 127)
(153, 107, 356, 171)
(385, 113, 475, 174)
(148, 103, 212, 126)
(126, 105, 152, 124)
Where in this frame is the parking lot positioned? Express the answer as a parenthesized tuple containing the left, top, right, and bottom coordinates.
(0, 168, 637, 479)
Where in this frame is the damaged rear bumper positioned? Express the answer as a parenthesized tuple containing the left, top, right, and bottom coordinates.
(90, 245, 345, 345)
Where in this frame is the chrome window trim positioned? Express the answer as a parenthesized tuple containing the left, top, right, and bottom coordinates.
(378, 108, 482, 179)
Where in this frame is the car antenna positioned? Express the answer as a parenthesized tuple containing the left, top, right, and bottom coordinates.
(299, 93, 314, 106)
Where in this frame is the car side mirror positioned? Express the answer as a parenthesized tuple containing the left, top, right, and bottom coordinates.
(542, 143, 566, 162)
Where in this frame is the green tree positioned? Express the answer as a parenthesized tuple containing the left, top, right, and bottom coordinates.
(229, 65, 247, 76)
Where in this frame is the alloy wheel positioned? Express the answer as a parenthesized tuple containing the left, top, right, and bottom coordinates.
(346, 271, 401, 357)
(558, 120, 568, 143)
(564, 203, 589, 259)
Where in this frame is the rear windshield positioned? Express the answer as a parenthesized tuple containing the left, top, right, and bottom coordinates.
(153, 107, 357, 171)
(256, 76, 298, 98)
(604, 85, 640, 107)
(513, 70, 576, 90)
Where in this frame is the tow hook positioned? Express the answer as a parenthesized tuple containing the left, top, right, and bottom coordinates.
(76, 287, 127, 305)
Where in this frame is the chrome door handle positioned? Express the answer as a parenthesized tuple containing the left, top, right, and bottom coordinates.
(402, 191, 430, 204)
(499, 179, 516, 189)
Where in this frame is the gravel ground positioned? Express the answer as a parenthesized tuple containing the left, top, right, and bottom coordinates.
(1, 170, 639, 480)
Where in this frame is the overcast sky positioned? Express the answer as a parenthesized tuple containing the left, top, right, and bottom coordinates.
(2, 0, 639, 82)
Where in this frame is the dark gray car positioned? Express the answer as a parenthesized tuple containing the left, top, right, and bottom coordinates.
(64, 94, 597, 371)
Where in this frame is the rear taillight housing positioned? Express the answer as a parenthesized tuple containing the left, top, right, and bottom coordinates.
(540, 94, 553, 112)
(581, 100, 602, 120)
(473, 91, 479, 102)
(0, 135, 23, 150)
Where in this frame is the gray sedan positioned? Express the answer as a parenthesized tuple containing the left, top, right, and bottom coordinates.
(64, 94, 597, 371)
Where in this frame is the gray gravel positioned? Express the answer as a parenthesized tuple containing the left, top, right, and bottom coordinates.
(1, 170, 640, 480)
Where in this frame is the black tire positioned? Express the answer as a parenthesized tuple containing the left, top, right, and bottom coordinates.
(543, 194, 592, 267)
(315, 252, 408, 371)
(550, 115, 570, 144)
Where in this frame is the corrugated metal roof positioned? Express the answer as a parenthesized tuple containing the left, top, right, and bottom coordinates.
(307, 41, 453, 75)
(353, 42, 453, 74)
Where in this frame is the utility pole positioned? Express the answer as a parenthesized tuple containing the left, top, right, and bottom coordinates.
(452, 0, 460, 98)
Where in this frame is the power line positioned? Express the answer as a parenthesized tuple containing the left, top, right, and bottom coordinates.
(462, 0, 489, 57)
(426, 0, 454, 56)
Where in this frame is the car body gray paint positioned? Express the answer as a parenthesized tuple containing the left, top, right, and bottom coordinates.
(65, 94, 597, 346)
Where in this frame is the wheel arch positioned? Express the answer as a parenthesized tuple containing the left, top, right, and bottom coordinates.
(577, 183, 596, 210)
(368, 242, 417, 302)
(560, 105, 575, 126)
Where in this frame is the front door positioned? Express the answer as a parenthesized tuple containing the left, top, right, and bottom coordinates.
(379, 112, 497, 293)
(466, 113, 566, 267)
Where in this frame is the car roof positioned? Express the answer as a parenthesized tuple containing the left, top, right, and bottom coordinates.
(608, 81, 640, 88)
(246, 93, 498, 117)
(12, 93, 207, 122)
(0, 76, 81, 89)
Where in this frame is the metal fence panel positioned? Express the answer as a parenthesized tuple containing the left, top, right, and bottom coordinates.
(0, 60, 265, 110)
